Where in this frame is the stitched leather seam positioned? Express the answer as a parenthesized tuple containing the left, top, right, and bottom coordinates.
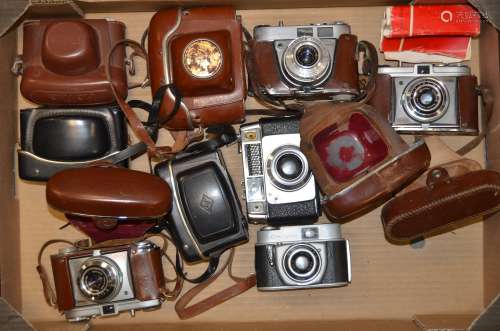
(386, 184, 500, 229)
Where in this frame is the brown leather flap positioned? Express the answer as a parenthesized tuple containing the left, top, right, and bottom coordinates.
(46, 166, 172, 219)
(382, 160, 500, 243)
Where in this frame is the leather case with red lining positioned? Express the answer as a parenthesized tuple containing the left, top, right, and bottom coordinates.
(300, 101, 431, 222)
(46, 166, 172, 242)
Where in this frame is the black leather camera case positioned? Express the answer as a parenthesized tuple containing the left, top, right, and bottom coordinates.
(155, 149, 248, 263)
(19, 106, 128, 181)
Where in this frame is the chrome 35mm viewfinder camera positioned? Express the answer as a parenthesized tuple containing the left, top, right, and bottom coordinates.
(50, 241, 165, 322)
(255, 223, 351, 291)
(251, 22, 361, 101)
(240, 117, 320, 225)
(374, 64, 479, 135)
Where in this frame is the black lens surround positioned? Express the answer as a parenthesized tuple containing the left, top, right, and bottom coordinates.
(276, 154, 303, 180)
(295, 45, 319, 67)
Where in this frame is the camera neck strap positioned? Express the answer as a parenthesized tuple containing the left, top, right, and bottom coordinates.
(106, 39, 202, 161)
(36, 233, 184, 311)
(174, 248, 257, 320)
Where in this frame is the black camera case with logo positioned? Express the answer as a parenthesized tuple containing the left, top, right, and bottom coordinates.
(155, 148, 248, 263)
(19, 106, 129, 181)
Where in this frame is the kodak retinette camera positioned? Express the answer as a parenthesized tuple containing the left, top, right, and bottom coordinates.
(372, 64, 479, 135)
(250, 22, 361, 101)
(255, 223, 351, 291)
(240, 117, 321, 225)
(50, 241, 165, 322)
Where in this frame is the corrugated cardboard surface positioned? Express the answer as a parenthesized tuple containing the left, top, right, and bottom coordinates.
(33, 320, 422, 331)
(12, 6, 489, 328)
(0, 29, 21, 311)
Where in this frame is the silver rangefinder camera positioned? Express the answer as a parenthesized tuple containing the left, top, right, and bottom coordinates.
(255, 223, 351, 291)
(251, 22, 361, 101)
(375, 64, 479, 135)
(50, 240, 165, 322)
(240, 117, 320, 225)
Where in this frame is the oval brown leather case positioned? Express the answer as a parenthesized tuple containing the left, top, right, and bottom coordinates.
(148, 6, 246, 129)
(21, 19, 127, 106)
(46, 166, 172, 219)
(382, 138, 500, 243)
(300, 101, 431, 222)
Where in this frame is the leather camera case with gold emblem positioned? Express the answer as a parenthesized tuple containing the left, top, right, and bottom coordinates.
(148, 6, 246, 130)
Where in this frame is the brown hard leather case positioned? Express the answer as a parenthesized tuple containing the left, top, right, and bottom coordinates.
(21, 19, 127, 106)
(148, 7, 246, 129)
(300, 101, 431, 221)
(382, 137, 500, 243)
(46, 166, 172, 219)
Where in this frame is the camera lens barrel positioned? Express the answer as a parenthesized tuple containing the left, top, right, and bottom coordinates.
(402, 77, 449, 123)
(282, 36, 331, 85)
(78, 257, 122, 302)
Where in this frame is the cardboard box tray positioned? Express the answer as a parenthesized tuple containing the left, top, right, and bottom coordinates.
(1, 1, 500, 330)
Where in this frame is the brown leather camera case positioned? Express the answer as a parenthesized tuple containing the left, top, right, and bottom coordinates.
(300, 101, 431, 221)
(369, 73, 479, 135)
(382, 137, 500, 243)
(21, 19, 128, 106)
(46, 166, 172, 219)
(249, 33, 360, 99)
(148, 7, 246, 129)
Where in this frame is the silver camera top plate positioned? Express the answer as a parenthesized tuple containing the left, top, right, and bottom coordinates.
(254, 22, 351, 41)
(256, 223, 342, 245)
(378, 63, 471, 77)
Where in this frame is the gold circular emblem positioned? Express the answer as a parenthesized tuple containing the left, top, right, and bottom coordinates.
(182, 39, 223, 79)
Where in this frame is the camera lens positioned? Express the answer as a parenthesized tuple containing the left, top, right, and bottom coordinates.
(276, 154, 303, 180)
(284, 244, 321, 283)
(267, 146, 311, 191)
(83, 268, 108, 293)
(291, 252, 315, 274)
(402, 78, 449, 123)
(416, 87, 438, 109)
(78, 257, 121, 302)
(295, 45, 319, 67)
(282, 36, 331, 85)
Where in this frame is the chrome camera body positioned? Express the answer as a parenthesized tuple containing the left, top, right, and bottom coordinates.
(255, 223, 351, 291)
(240, 117, 320, 225)
(379, 64, 478, 134)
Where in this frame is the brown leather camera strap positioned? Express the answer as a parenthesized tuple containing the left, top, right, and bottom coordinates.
(456, 87, 494, 156)
(175, 248, 256, 320)
(355, 40, 379, 104)
(36, 239, 85, 308)
(105, 39, 197, 160)
(36, 234, 183, 310)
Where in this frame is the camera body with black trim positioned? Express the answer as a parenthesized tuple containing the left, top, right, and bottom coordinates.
(255, 223, 351, 291)
(240, 117, 321, 225)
